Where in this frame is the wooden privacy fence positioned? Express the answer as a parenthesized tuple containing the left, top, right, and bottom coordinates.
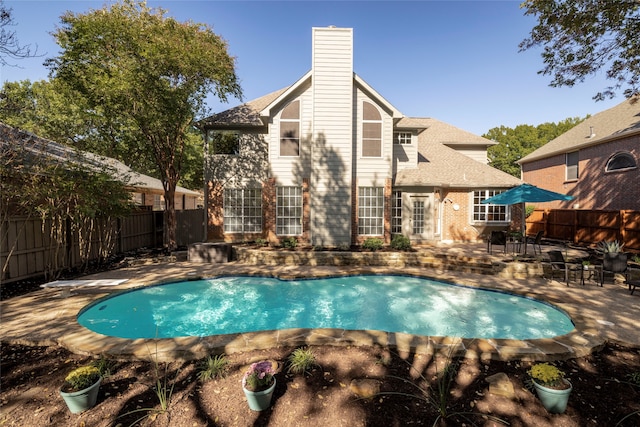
(1, 209, 204, 284)
(526, 209, 640, 252)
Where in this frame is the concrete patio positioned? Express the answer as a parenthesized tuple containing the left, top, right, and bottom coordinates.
(2, 241, 639, 363)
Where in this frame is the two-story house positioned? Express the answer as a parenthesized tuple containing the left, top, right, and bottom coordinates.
(518, 98, 640, 211)
(199, 27, 521, 247)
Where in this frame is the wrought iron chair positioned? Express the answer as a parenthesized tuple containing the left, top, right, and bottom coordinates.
(526, 230, 543, 256)
(547, 250, 581, 286)
(487, 231, 507, 254)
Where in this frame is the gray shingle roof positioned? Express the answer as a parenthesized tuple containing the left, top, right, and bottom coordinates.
(199, 88, 288, 128)
(0, 123, 200, 196)
(519, 97, 640, 163)
(395, 118, 522, 188)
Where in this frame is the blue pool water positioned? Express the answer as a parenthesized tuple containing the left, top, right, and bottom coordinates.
(77, 275, 574, 340)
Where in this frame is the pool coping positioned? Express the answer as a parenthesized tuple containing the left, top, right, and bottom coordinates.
(1, 264, 608, 363)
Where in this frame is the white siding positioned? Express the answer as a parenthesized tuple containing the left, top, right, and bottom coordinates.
(393, 133, 418, 174)
(310, 27, 354, 246)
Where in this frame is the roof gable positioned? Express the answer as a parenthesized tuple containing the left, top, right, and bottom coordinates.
(519, 97, 640, 164)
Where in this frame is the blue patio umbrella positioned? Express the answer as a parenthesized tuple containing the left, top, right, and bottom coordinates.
(481, 183, 574, 239)
(480, 183, 574, 205)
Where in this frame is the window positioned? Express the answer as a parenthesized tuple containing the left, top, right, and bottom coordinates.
(280, 100, 300, 156)
(473, 190, 508, 223)
(358, 187, 384, 235)
(153, 194, 164, 211)
(413, 200, 425, 234)
(362, 102, 382, 157)
(393, 132, 412, 144)
(224, 188, 262, 233)
(566, 151, 579, 180)
(276, 186, 302, 235)
(391, 191, 402, 234)
(208, 130, 239, 155)
(606, 152, 636, 172)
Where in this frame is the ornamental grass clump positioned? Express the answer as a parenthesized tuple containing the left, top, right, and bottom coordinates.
(62, 366, 101, 392)
(529, 363, 567, 389)
(242, 361, 275, 392)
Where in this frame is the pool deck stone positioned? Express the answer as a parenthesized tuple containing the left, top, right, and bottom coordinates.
(2, 242, 640, 362)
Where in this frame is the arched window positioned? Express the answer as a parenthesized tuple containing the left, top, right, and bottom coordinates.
(280, 100, 300, 156)
(362, 101, 382, 157)
(605, 152, 636, 172)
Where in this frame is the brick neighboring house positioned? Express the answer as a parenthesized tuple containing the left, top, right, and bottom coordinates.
(518, 97, 640, 211)
(199, 27, 521, 246)
(1, 122, 201, 211)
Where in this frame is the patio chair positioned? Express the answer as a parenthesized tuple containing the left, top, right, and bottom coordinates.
(547, 250, 581, 286)
(526, 230, 543, 256)
(487, 231, 507, 255)
(600, 252, 629, 287)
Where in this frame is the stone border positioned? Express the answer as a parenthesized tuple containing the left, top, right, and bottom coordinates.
(61, 269, 604, 363)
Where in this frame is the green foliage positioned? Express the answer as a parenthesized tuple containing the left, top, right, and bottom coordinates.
(484, 117, 586, 177)
(91, 355, 116, 378)
(390, 234, 411, 251)
(520, 0, 640, 100)
(242, 361, 275, 392)
(63, 366, 101, 392)
(282, 237, 298, 249)
(254, 238, 269, 247)
(529, 363, 565, 388)
(627, 372, 640, 386)
(362, 238, 384, 251)
(197, 354, 229, 381)
(596, 240, 624, 254)
(525, 205, 536, 218)
(287, 347, 318, 375)
(47, 0, 242, 250)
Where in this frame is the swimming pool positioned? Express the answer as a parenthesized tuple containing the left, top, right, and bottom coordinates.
(77, 275, 574, 340)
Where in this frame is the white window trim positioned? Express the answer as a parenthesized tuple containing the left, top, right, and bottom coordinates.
(276, 186, 302, 236)
(470, 190, 510, 224)
(393, 131, 412, 145)
(279, 100, 301, 158)
(358, 187, 385, 235)
(361, 101, 383, 158)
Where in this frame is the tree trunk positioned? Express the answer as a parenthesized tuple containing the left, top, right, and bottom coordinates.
(164, 181, 177, 252)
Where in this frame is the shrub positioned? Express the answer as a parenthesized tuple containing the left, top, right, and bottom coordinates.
(282, 237, 298, 249)
(254, 238, 268, 247)
(287, 347, 318, 375)
(197, 354, 229, 381)
(63, 366, 101, 392)
(390, 235, 411, 251)
(362, 238, 383, 251)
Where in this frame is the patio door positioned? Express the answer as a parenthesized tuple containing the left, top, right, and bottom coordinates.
(411, 196, 433, 240)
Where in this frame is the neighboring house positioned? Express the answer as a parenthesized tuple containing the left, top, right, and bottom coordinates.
(199, 27, 521, 246)
(518, 98, 640, 211)
(0, 122, 201, 211)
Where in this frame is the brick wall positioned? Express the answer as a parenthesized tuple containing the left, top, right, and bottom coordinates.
(522, 136, 640, 211)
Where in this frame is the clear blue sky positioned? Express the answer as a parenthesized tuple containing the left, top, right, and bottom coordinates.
(2, 0, 622, 135)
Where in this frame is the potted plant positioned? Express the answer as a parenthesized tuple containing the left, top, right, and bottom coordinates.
(59, 365, 102, 414)
(241, 360, 276, 411)
(528, 363, 572, 414)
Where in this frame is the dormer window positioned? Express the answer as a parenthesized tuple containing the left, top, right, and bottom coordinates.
(362, 101, 382, 157)
(606, 152, 636, 172)
(280, 100, 300, 157)
(393, 132, 412, 144)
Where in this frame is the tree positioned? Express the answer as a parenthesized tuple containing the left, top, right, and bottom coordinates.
(47, 0, 241, 250)
(520, 0, 640, 100)
(484, 116, 586, 177)
(0, 0, 37, 66)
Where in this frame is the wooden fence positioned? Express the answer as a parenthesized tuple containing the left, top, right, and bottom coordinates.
(526, 209, 640, 252)
(1, 209, 204, 284)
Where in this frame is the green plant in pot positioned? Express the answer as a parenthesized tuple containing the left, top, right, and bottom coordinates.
(242, 361, 276, 411)
(597, 240, 624, 255)
(60, 365, 102, 414)
(528, 363, 572, 414)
